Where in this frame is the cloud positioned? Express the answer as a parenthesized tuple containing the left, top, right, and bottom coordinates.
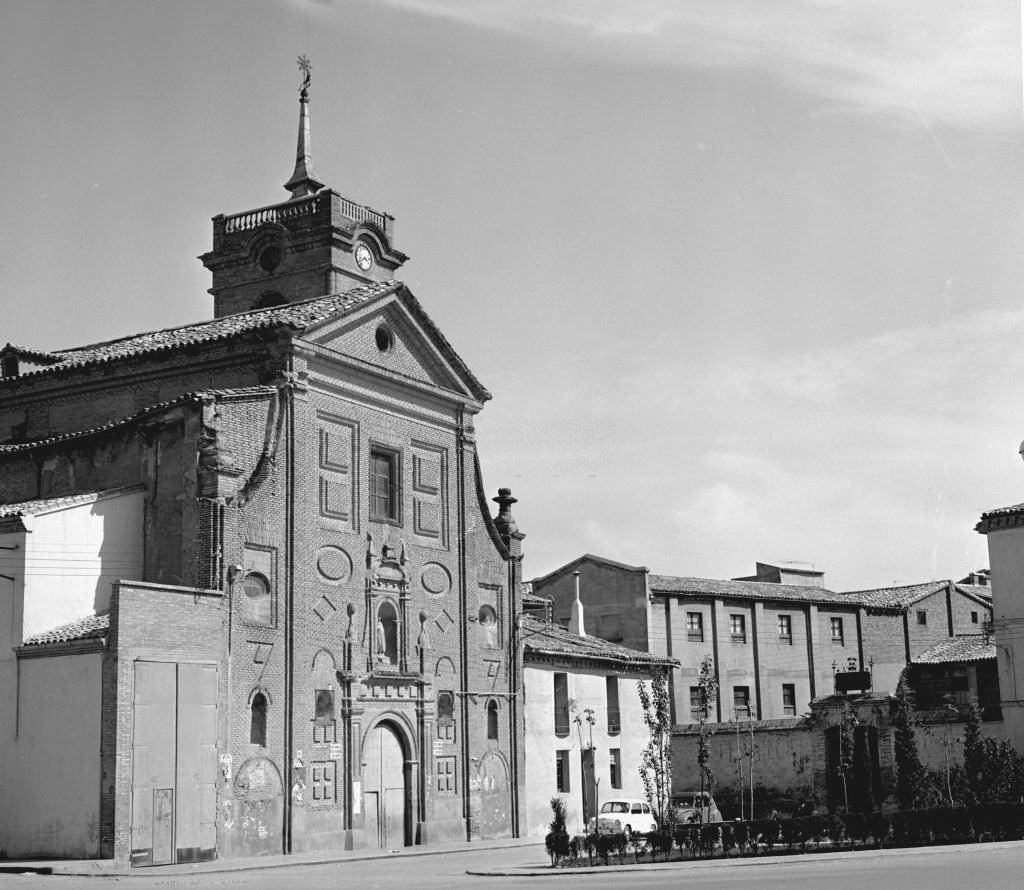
(367, 0, 1020, 129)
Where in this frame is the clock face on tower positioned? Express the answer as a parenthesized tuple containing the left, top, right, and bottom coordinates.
(354, 242, 374, 272)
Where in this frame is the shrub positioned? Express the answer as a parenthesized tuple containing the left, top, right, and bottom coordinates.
(545, 797, 571, 866)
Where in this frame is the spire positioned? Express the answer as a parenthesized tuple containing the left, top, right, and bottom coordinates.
(284, 55, 325, 200)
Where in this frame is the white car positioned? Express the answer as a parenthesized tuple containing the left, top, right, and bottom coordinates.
(588, 799, 659, 837)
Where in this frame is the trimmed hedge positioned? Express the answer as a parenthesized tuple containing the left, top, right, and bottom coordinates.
(555, 804, 1024, 867)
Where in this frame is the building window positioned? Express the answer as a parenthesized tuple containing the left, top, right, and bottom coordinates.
(730, 614, 746, 643)
(479, 605, 498, 647)
(250, 691, 268, 747)
(606, 676, 621, 735)
(778, 614, 792, 643)
(917, 610, 928, 626)
(436, 755, 456, 793)
(831, 617, 844, 645)
(782, 683, 796, 716)
(733, 686, 751, 720)
(437, 690, 455, 742)
(556, 749, 571, 792)
(369, 448, 400, 522)
(689, 686, 707, 722)
(610, 748, 622, 789)
(971, 611, 979, 624)
(686, 612, 704, 642)
(311, 761, 336, 803)
(554, 673, 570, 737)
(242, 572, 273, 626)
(313, 689, 336, 744)
(486, 700, 499, 740)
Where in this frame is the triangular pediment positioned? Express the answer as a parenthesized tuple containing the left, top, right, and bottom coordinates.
(299, 286, 489, 404)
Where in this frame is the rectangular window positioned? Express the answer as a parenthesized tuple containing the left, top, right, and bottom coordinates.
(436, 755, 456, 793)
(610, 748, 621, 789)
(313, 689, 337, 744)
(733, 686, 750, 719)
(971, 611, 979, 624)
(686, 612, 704, 642)
(606, 676, 621, 735)
(917, 610, 928, 626)
(555, 749, 571, 792)
(730, 614, 746, 643)
(311, 761, 336, 803)
(369, 447, 400, 522)
(554, 672, 570, 737)
(689, 686, 707, 722)
(830, 617, 844, 645)
(778, 614, 792, 643)
(782, 683, 796, 716)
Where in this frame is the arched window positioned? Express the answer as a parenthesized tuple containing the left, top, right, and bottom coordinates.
(486, 699, 499, 741)
(250, 692, 268, 747)
(479, 605, 498, 647)
(376, 600, 399, 665)
(242, 572, 273, 626)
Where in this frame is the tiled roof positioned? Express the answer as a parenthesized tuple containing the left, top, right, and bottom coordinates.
(521, 616, 676, 669)
(957, 583, 992, 601)
(21, 613, 109, 646)
(844, 581, 946, 611)
(0, 486, 142, 518)
(17, 282, 398, 377)
(648, 574, 852, 606)
(913, 635, 995, 665)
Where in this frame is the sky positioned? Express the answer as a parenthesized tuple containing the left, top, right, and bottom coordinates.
(0, 0, 1021, 591)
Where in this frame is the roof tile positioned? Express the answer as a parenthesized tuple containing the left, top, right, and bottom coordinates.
(913, 635, 995, 665)
(22, 613, 109, 646)
(521, 616, 675, 669)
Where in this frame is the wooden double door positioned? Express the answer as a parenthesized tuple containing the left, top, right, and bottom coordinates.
(363, 723, 408, 849)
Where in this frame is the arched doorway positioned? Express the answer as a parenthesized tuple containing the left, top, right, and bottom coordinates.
(476, 751, 511, 839)
(363, 722, 409, 848)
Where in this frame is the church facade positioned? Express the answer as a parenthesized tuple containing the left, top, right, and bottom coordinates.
(0, 70, 523, 864)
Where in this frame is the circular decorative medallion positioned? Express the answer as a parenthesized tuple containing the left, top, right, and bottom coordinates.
(316, 545, 353, 583)
(420, 562, 452, 596)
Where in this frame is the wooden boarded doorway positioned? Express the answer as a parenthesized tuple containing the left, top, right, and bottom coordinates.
(363, 722, 409, 849)
(131, 661, 218, 866)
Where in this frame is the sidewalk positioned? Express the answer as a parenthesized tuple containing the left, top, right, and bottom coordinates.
(1, 835, 544, 878)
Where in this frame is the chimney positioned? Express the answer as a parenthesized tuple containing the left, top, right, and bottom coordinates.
(570, 571, 586, 636)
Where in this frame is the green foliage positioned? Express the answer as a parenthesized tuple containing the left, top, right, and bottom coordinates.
(696, 655, 718, 800)
(545, 796, 571, 864)
(638, 669, 674, 827)
(893, 691, 928, 810)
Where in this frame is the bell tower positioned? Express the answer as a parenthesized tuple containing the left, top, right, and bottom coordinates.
(201, 57, 408, 318)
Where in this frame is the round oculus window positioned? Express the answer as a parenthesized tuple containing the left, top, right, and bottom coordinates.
(375, 325, 393, 353)
(257, 245, 282, 273)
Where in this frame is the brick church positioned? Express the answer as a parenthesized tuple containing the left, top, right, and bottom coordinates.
(0, 64, 524, 864)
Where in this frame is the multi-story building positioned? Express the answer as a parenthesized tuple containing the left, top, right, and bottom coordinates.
(0, 73, 523, 863)
(519, 580, 675, 836)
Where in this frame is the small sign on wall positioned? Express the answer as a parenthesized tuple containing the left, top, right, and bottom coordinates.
(353, 781, 361, 814)
(329, 742, 343, 760)
(432, 740, 444, 757)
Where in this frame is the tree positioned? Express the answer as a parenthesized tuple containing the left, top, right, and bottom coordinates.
(545, 797, 571, 865)
(892, 690, 927, 810)
(638, 669, 673, 828)
(696, 655, 719, 813)
(961, 704, 984, 806)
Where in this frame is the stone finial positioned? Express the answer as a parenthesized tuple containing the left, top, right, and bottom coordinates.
(492, 487, 519, 537)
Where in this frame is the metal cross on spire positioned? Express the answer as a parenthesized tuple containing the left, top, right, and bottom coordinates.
(298, 55, 312, 99)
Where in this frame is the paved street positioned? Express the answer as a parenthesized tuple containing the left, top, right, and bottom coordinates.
(2, 842, 1024, 890)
